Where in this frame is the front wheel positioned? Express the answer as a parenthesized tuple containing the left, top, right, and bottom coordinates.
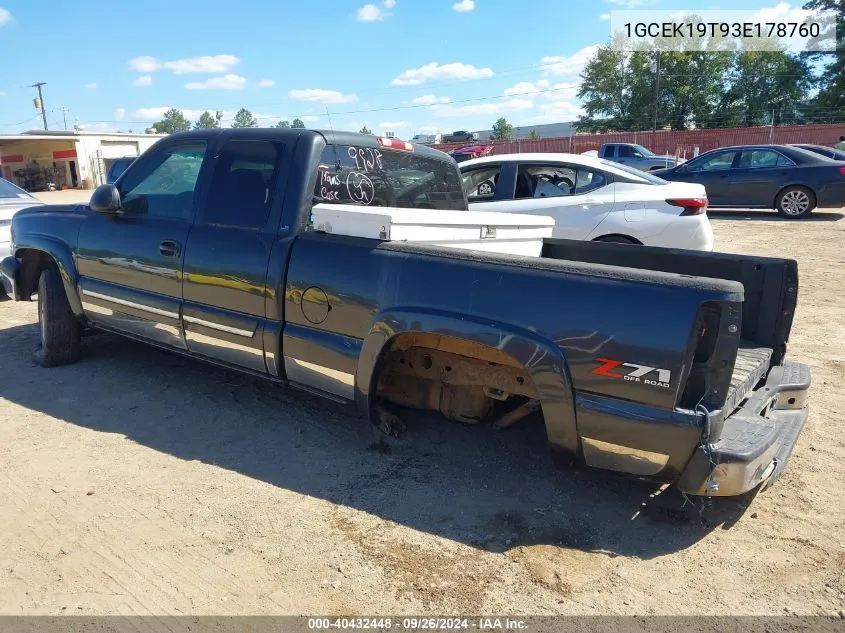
(33, 265, 81, 367)
(776, 186, 815, 219)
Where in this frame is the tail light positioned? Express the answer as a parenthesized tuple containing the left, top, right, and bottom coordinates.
(667, 197, 708, 216)
(839, 167, 845, 176)
(377, 137, 414, 151)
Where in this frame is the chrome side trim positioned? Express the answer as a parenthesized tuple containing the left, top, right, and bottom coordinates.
(581, 437, 670, 477)
(284, 357, 355, 400)
(183, 315, 254, 337)
(81, 289, 179, 319)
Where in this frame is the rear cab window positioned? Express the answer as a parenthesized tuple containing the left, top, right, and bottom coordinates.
(313, 144, 467, 210)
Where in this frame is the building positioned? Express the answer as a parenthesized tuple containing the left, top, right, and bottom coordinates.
(473, 121, 577, 141)
(0, 130, 165, 191)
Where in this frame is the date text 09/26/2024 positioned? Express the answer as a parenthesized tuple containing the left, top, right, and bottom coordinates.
(307, 618, 528, 630)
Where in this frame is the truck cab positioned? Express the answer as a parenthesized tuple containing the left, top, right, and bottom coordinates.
(599, 143, 678, 171)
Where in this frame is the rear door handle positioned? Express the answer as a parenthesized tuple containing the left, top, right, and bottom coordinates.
(159, 240, 181, 258)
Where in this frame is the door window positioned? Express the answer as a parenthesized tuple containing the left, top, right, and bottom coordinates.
(738, 150, 795, 168)
(618, 145, 639, 158)
(204, 140, 282, 228)
(686, 151, 738, 172)
(515, 164, 606, 199)
(118, 142, 206, 220)
(461, 165, 501, 202)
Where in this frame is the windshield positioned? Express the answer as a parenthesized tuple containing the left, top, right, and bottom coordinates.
(600, 159, 668, 184)
(0, 177, 36, 200)
(313, 144, 467, 210)
(631, 144, 656, 157)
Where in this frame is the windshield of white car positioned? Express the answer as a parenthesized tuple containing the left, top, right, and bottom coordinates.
(0, 177, 36, 200)
(600, 160, 667, 184)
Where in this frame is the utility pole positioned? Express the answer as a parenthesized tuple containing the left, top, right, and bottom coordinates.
(58, 106, 70, 130)
(31, 82, 48, 130)
(652, 51, 661, 133)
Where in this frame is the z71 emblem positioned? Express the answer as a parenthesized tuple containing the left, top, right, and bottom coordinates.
(592, 358, 672, 389)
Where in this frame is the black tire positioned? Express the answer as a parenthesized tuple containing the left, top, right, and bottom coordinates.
(594, 235, 639, 245)
(33, 265, 81, 367)
(775, 186, 815, 219)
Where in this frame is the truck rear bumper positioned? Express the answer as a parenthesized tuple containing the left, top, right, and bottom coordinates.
(677, 362, 811, 497)
(0, 255, 19, 299)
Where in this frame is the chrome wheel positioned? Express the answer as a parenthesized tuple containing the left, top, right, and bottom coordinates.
(780, 189, 810, 216)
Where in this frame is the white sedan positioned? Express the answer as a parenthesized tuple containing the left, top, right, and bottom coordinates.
(458, 152, 714, 251)
(0, 177, 45, 257)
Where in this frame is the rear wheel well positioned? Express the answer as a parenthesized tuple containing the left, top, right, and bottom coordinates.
(16, 249, 55, 299)
(592, 234, 642, 245)
(372, 332, 542, 429)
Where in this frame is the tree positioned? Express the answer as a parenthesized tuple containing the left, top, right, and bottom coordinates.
(152, 108, 191, 134)
(359, 125, 373, 134)
(490, 117, 514, 140)
(194, 110, 223, 129)
(528, 129, 540, 140)
(274, 120, 290, 128)
(803, 0, 845, 120)
(231, 108, 258, 128)
(291, 118, 306, 129)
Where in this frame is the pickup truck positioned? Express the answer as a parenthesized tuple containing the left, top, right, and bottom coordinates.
(599, 143, 679, 171)
(442, 130, 478, 144)
(0, 128, 811, 500)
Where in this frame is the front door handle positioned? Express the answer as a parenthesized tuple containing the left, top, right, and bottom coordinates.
(159, 240, 181, 258)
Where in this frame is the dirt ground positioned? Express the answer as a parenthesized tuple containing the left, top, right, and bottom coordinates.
(0, 197, 843, 617)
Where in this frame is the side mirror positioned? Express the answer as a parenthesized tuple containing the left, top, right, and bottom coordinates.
(90, 184, 122, 214)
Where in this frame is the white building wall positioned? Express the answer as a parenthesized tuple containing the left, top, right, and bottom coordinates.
(74, 133, 164, 186)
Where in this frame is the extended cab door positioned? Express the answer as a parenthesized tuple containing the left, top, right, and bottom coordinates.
(76, 139, 209, 348)
(180, 137, 288, 372)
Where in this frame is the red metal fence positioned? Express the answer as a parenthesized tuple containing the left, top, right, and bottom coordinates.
(432, 123, 845, 159)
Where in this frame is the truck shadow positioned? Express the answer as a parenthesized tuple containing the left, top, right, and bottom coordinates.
(0, 322, 756, 560)
(708, 209, 844, 222)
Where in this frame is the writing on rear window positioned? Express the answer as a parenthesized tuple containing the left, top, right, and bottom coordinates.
(314, 144, 467, 211)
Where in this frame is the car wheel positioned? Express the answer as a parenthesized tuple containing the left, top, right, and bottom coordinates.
(775, 186, 815, 218)
(33, 265, 81, 367)
(594, 235, 640, 245)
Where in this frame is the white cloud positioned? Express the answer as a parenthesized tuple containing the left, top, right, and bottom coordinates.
(540, 44, 601, 78)
(751, 2, 813, 24)
(84, 83, 97, 89)
(383, 0, 396, 7)
(301, 115, 321, 123)
(533, 99, 584, 122)
(599, 12, 611, 20)
(0, 8, 12, 26)
(378, 120, 412, 129)
(391, 62, 494, 86)
(185, 74, 247, 90)
(257, 79, 275, 88)
(128, 54, 240, 75)
(453, 0, 475, 11)
(132, 75, 153, 87)
(0, 91, 6, 97)
(289, 88, 358, 104)
(114, 108, 126, 121)
(357, 3, 390, 20)
(502, 80, 549, 96)
(604, 0, 656, 7)
(430, 97, 534, 118)
(411, 94, 451, 105)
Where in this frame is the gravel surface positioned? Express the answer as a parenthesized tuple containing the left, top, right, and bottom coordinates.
(0, 201, 843, 616)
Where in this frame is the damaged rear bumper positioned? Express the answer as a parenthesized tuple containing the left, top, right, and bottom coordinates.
(677, 362, 811, 497)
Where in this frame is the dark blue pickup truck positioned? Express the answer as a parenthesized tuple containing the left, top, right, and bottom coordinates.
(0, 128, 810, 499)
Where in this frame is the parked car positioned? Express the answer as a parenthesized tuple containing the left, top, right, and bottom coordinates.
(459, 152, 714, 250)
(450, 144, 494, 164)
(442, 130, 478, 143)
(1, 129, 811, 499)
(653, 144, 845, 218)
(106, 156, 136, 184)
(598, 143, 680, 171)
(0, 177, 44, 257)
(410, 133, 442, 145)
(789, 143, 845, 161)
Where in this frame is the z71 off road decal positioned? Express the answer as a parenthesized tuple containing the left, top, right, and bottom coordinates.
(592, 358, 672, 389)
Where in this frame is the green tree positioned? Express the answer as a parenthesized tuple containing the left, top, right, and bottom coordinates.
(231, 108, 258, 128)
(359, 125, 373, 134)
(527, 129, 540, 139)
(151, 108, 191, 134)
(194, 110, 223, 129)
(490, 117, 514, 140)
(274, 120, 291, 128)
(291, 118, 306, 129)
(803, 0, 845, 120)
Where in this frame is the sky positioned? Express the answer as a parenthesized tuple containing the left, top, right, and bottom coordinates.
(0, 0, 819, 137)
